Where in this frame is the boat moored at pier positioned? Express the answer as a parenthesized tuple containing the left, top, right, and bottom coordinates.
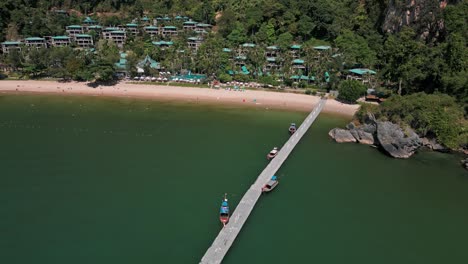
(262, 175, 279, 192)
(219, 193, 230, 227)
(266, 147, 279, 160)
(289, 123, 297, 134)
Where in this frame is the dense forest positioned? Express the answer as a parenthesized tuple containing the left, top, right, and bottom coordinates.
(0, 0, 466, 148)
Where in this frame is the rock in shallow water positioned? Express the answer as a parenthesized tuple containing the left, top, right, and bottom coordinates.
(351, 129, 375, 145)
(376, 121, 422, 158)
(329, 128, 357, 143)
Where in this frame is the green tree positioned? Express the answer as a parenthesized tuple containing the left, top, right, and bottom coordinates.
(337, 80, 366, 103)
(335, 29, 376, 67)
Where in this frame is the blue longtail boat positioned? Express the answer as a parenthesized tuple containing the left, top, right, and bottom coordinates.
(219, 193, 230, 227)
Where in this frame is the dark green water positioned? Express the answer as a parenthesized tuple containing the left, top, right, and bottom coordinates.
(0, 94, 466, 264)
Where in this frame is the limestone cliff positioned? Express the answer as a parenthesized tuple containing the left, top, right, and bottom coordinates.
(382, 0, 449, 39)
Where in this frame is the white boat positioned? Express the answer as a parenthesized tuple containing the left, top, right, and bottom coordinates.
(266, 147, 279, 160)
(262, 176, 279, 192)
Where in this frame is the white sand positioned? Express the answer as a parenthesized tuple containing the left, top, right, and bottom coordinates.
(0, 80, 359, 116)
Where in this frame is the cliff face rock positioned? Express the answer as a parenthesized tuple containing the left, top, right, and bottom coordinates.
(376, 121, 422, 158)
(382, 0, 447, 38)
(329, 128, 357, 143)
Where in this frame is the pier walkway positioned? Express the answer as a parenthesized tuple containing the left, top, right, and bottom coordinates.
(200, 99, 326, 264)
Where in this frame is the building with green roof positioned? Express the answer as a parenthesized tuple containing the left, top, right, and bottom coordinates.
(83, 17, 97, 25)
(74, 34, 94, 48)
(266, 46, 279, 57)
(241, 43, 256, 48)
(126, 23, 139, 35)
(313, 45, 331, 50)
(87, 25, 102, 32)
(25, 37, 47, 49)
(1, 41, 22, 54)
(152, 41, 174, 50)
(108, 31, 126, 47)
(51, 36, 71, 47)
(183, 20, 198, 30)
(161, 26, 178, 37)
(137, 55, 160, 72)
(187, 37, 203, 51)
(195, 23, 212, 34)
(144, 26, 159, 38)
(66, 25, 84, 37)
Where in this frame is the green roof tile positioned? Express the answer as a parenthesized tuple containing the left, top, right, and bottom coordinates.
(25, 37, 45, 41)
(52, 36, 70, 40)
(1, 41, 21, 45)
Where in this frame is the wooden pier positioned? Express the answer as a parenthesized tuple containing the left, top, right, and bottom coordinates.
(200, 99, 326, 264)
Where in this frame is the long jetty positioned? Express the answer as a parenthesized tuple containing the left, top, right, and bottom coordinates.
(200, 98, 326, 264)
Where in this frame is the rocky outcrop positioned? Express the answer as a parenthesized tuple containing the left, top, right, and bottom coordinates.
(376, 121, 422, 158)
(329, 128, 356, 143)
(461, 158, 468, 170)
(421, 137, 449, 152)
(329, 113, 423, 158)
(350, 129, 375, 145)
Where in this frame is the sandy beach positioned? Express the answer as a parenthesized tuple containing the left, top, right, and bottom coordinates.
(0, 80, 359, 116)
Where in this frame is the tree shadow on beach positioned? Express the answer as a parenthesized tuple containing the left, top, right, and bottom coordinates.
(87, 80, 119, 88)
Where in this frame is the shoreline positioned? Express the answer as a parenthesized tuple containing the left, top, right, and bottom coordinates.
(0, 80, 359, 116)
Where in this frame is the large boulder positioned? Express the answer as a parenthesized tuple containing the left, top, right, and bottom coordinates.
(350, 129, 375, 145)
(376, 121, 422, 158)
(329, 128, 357, 143)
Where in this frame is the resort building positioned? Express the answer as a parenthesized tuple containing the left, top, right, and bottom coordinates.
(187, 37, 203, 51)
(51, 36, 71, 47)
(292, 59, 306, 70)
(126, 23, 139, 36)
(114, 52, 128, 77)
(66, 25, 84, 37)
(87, 25, 102, 34)
(137, 55, 160, 73)
(266, 57, 280, 71)
(152, 41, 174, 50)
(74, 34, 94, 48)
(24, 37, 47, 49)
(1, 41, 22, 54)
(102, 27, 120, 39)
(238, 43, 256, 56)
(83, 17, 98, 27)
(346, 68, 377, 85)
(109, 31, 126, 47)
(235, 55, 247, 66)
(195, 23, 212, 34)
(161, 26, 178, 37)
(140, 16, 151, 25)
(265, 46, 279, 58)
(144, 26, 159, 38)
(313, 45, 331, 51)
(290, 44, 302, 58)
(183, 20, 197, 31)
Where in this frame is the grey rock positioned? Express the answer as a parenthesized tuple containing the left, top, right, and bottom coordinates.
(422, 137, 449, 152)
(352, 129, 375, 145)
(329, 128, 357, 143)
(361, 123, 377, 134)
(376, 121, 422, 158)
(461, 158, 468, 170)
(346, 122, 356, 130)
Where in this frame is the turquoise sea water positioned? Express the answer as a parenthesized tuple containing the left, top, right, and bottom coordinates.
(0, 94, 466, 263)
